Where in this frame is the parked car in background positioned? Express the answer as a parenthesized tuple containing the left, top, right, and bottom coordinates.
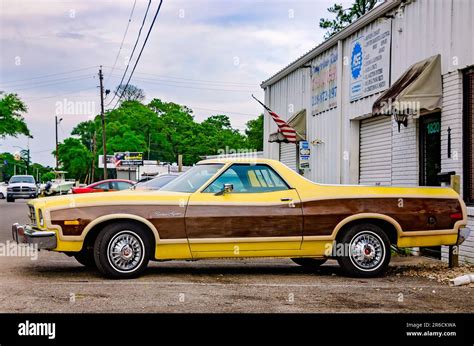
(133, 174, 179, 190)
(72, 179, 134, 194)
(0, 182, 7, 199)
(7, 175, 37, 202)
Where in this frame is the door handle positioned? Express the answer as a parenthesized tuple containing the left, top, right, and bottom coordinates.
(280, 197, 293, 202)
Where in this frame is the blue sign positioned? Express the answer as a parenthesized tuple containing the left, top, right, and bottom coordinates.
(351, 41, 363, 80)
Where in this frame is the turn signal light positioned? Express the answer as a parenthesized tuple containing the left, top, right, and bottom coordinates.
(449, 213, 463, 220)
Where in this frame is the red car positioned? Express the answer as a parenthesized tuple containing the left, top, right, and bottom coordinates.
(71, 179, 134, 194)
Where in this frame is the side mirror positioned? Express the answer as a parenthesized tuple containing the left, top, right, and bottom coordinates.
(214, 183, 233, 196)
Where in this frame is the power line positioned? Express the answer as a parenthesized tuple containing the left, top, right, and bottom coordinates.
(122, 75, 260, 93)
(106, 0, 138, 82)
(106, 0, 153, 107)
(24, 87, 97, 102)
(104, 66, 257, 87)
(112, 0, 164, 110)
(9, 74, 94, 92)
(107, 72, 257, 91)
(0, 66, 97, 86)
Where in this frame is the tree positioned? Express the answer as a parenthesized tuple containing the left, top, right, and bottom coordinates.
(56, 138, 92, 182)
(114, 84, 145, 102)
(0, 92, 30, 138)
(319, 0, 378, 39)
(245, 114, 263, 151)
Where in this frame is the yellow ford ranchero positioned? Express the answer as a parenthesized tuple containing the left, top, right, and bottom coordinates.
(12, 158, 471, 279)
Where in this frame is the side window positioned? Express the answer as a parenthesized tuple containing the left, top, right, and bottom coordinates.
(94, 182, 110, 190)
(115, 181, 132, 190)
(203, 164, 288, 193)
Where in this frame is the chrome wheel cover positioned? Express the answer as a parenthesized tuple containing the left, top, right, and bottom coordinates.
(107, 230, 145, 273)
(349, 231, 385, 272)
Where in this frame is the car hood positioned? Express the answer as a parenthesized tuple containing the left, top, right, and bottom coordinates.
(28, 189, 190, 210)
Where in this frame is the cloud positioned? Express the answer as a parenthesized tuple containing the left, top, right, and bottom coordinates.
(0, 0, 344, 167)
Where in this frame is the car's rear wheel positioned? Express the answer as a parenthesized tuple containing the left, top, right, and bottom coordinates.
(291, 258, 327, 268)
(73, 248, 96, 268)
(336, 223, 391, 278)
(94, 222, 152, 279)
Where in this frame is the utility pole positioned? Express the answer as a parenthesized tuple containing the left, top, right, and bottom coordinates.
(55, 116, 62, 170)
(91, 131, 97, 184)
(99, 66, 108, 179)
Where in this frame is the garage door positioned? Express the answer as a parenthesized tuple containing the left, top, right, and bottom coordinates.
(279, 142, 297, 171)
(359, 116, 392, 185)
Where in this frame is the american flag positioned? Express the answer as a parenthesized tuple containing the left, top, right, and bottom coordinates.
(252, 95, 297, 143)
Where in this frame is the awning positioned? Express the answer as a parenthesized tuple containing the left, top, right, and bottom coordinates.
(372, 54, 442, 115)
(268, 109, 306, 143)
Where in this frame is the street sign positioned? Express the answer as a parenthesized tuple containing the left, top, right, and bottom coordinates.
(299, 141, 310, 169)
(114, 152, 144, 166)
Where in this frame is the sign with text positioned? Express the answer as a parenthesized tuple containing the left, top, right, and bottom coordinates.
(98, 155, 115, 169)
(311, 48, 338, 115)
(114, 152, 144, 166)
(350, 20, 391, 101)
(299, 141, 310, 169)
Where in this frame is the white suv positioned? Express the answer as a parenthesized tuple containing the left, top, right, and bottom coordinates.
(7, 175, 38, 202)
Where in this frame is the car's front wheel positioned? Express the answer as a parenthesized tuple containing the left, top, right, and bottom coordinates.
(336, 223, 391, 278)
(6, 196, 14, 202)
(94, 222, 152, 279)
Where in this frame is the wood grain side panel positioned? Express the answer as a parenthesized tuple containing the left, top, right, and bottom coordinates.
(303, 198, 462, 236)
(50, 205, 187, 239)
(185, 204, 303, 238)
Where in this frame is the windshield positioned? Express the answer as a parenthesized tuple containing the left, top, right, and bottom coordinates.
(136, 175, 178, 190)
(160, 164, 223, 193)
(9, 176, 35, 184)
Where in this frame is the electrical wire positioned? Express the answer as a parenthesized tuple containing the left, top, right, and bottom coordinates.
(111, 0, 164, 110)
(0, 66, 98, 86)
(106, 0, 153, 107)
(106, 0, 138, 82)
(104, 65, 257, 87)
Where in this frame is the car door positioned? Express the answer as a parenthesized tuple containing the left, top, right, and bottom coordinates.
(185, 163, 303, 255)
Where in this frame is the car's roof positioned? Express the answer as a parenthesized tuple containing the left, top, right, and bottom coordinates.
(89, 179, 133, 185)
(197, 157, 276, 165)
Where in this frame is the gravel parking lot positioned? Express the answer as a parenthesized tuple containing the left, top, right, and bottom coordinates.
(0, 198, 472, 313)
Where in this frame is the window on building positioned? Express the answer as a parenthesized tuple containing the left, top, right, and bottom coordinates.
(464, 68, 474, 204)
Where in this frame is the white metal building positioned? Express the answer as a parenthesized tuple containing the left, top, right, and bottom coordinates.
(261, 0, 474, 263)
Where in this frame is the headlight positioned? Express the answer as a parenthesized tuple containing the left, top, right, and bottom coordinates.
(30, 187, 36, 191)
(38, 209, 44, 227)
(7, 187, 12, 192)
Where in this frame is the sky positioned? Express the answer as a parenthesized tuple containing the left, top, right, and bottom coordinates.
(0, 0, 353, 166)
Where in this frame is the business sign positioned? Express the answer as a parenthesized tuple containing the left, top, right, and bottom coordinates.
(311, 48, 338, 115)
(114, 152, 144, 166)
(98, 155, 115, 169)
(299, 141, 310, 169)
(350, 20, 391, 101)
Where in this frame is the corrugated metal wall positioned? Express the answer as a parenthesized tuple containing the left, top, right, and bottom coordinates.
(359, 116, 392, 185)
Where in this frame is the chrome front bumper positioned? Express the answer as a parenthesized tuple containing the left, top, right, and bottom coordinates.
(11, 223, 57, 249)
(458, 227, 471, 245)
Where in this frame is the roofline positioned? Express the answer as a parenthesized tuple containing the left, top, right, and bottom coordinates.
(260, 0, 401, 88)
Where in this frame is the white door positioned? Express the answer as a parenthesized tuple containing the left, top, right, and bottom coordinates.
(279, 142, 297, 171)
(359, 116, 392, 185)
